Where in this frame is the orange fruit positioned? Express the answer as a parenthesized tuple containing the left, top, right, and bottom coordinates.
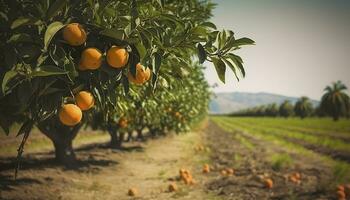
(75, 91, 94, 111)
(337, 185, 345, 192)
(264, 178, 273, 189)
(226, 168, 234, 175)
(79, 48, 102, 70)
(118, 117, 128, 128)
(293, 172, 301, 180)
(221, 170, 227, 176)
(289, 175, 298, 184)
(58, 104, 82, 126)
(63, 23, 87, 46)
(168, 183, 178, 192)
(337, 190, 346, 199)
(128, 63, 151, 85)
(106, 46, 129, 68)
(128, 188, 137, 196)
(203, 164, 210, 173)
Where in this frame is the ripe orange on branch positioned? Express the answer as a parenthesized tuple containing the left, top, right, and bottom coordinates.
(75, 91, 95, 111)
(63, 23, 87, 46)
(58, 104, 82, 126)
(79, 48, 102, 70)
(128, 63, 151, 85)
(106, 46, 129, 68)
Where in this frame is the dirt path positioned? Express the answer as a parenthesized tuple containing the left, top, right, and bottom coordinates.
(0, 122, 220, 200)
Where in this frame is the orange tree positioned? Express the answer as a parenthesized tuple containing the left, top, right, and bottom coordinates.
(0, 0, 254, 167)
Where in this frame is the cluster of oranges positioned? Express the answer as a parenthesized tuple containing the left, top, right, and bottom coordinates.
(58, 23, 152, 126)
(58, 91, 94, 126)
(336, 184, 350, 200)
(288, 172, 301, 184)
(220, 168, 235, 176)
(63, 23, 151, 84)
(179, 168, 196, 185)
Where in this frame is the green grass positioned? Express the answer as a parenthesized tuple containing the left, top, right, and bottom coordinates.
(218, 117, 350, 153)
(270, 153, 293, 171)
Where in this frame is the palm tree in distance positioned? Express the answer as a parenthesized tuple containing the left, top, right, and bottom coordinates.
(294, 97, 313, 119)
(320, 81, 350, 121)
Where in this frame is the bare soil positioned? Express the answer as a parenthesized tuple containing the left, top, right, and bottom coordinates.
(0, 123, 218, 200)
(0, 121, 340, 200)
(204, 121, 335, 200)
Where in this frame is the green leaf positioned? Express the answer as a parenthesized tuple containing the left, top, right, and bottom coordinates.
(152, 53, 162, 74)
(191, 26, 207, 35)
(212, 57, 226, 83)
(44, 21, 64, 50)
(100, 29, 125, 40)
(200, 22, 217, 30)
(2, 70, 18, 94)
(232, 37, 255, 47)
(46, 0, 68, 20)
(135, 42, 146, 61)
(7, 33, 33, 44)
(11, 17, 41, 29)
(197, 43, 206, 64)
(223, 58, 239, 81)
(228, 53, 245, 77)
(31, 65, 67, 77)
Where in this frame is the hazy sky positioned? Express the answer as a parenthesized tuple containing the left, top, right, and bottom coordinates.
(204, 0, 350, 99)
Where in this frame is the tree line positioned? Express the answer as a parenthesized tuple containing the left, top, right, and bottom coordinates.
(230, 81, 350, 121)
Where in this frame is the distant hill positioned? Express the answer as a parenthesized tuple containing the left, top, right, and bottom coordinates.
(209, 92, 319, 114)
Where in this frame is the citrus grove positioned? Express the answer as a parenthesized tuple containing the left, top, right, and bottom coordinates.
(0, 0, 254, 171)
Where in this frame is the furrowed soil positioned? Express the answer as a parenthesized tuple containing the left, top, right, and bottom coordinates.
(0, 120, 338, 200)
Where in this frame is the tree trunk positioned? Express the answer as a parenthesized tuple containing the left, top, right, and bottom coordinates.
(136, 129, 144, 141)
(108, 124, 125, 149)
(52, 137, 76, 167)
(127, 131, 133, 142)
(37, 118, 81, 167)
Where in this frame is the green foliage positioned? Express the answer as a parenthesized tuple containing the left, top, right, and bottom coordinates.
(270, 153, 293, 171)
(279, 100, 294, 118)
(320, 81, 350, 121)
(294, 96, 313, 119)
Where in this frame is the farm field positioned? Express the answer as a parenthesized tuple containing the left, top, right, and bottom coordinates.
(2, 118, 350, 199)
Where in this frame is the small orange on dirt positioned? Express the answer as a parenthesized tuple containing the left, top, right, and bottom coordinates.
(226, 168, 234, 175)
(183, 176, 192, 185)
(128, 63, 151, 85)
(128, 188, 137, 196)
(168, 183, 178, 192)
(179, 168, 186, 175)
(118, 117, 128, 128)
(293, 172, 301, 180)
(58, 104, 82, 126)
(264, 178, 273, 189)
(337, 190, 346, 199)
(203, 164, 210, 173)
(75, 91, 94, 111)
(221, 170, 227, 176)
(107, 46, 129, 68)
(63, 23, 87, 46)
(79, 48, 102, 70)
(289, 175, 298, 184)
(337, 185, 345, 192)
